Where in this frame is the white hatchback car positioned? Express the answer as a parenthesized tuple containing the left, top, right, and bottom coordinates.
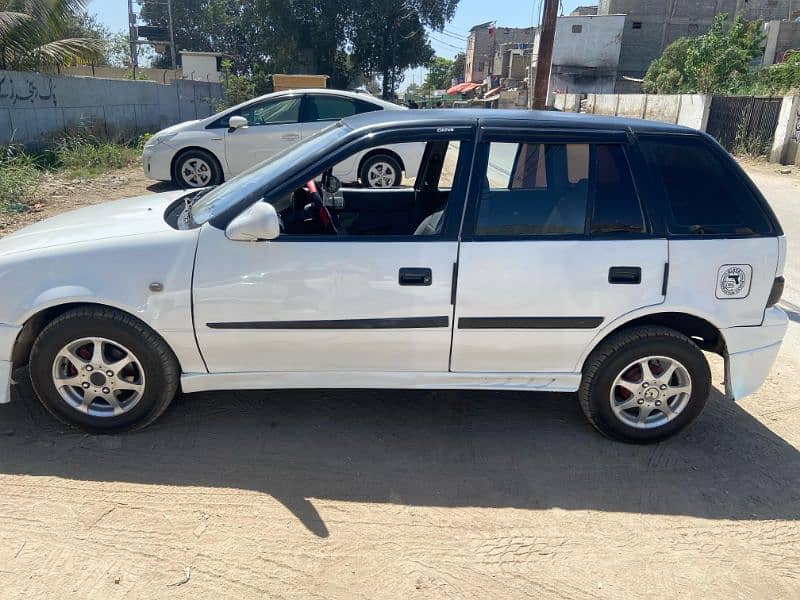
(0, 110, 788, 442)
(142, 88, 424, 188)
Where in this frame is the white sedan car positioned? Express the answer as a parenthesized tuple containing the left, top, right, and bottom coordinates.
(142, 88, 424, 188)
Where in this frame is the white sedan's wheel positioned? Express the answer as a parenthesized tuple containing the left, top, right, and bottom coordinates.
(360, 154, 402, 188)
(174, 150, 222, 189)
(181, 157, 212, 187)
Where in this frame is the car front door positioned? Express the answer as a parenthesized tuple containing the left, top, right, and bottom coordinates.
(192, 130, 474, 374)
(223, 95, 303, 175)
(451, 129, 668, 375)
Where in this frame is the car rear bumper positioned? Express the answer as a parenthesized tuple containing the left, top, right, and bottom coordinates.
(0, 324, 21, 405)
(722, 307, 788, 400)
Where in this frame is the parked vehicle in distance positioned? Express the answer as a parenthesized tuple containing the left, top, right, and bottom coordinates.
(142, 88, 425, 189)
(0, 110, 788, 442)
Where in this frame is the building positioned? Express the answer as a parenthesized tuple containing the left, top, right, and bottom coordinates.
(763, 19, 800, 64)
(465, 22, 536, 83)
(598, 0, 796, 84)
(179, 51, 223, 82)
(549, 14, 627, 95)
(570, 6, 599, 16)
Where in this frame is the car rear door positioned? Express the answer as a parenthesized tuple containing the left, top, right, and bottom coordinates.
(223, 95, 303, 174)
(450, 126, 668, 375)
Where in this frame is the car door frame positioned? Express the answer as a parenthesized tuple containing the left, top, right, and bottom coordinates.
(450, 120, 669, 375)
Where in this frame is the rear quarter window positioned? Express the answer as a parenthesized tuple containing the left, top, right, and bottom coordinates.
(638, 136, 774, 236)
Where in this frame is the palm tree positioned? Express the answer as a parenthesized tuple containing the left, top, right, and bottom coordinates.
(0, 0, 105, 71)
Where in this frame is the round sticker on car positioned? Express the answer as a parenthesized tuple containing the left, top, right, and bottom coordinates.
(716, 264, 752, 299)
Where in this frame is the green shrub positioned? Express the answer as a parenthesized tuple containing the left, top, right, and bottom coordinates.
(0, 148, 41, 214)
(53, 135, 140, 178)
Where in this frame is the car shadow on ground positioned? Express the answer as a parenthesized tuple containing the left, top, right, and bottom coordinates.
(146, 181, 182, 193)
(1, 370, 798, 538)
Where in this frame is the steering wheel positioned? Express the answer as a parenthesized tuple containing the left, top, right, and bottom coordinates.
(306, 179, 340, 235)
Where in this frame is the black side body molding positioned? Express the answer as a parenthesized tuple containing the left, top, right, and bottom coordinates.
(207, 317, 450, 330)
(458, 317, 604, 329)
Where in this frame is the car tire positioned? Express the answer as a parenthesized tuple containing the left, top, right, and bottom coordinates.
(360, 153, 402, 188)
(578, 326, 711, 443)
(29, 307, 180, 433)
(173, 149, 223, 188)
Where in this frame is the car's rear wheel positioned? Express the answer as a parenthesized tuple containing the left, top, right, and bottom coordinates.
(29, 307, 179, 432)
(174, 149, 222, 188)
(360, 154, 402, 188)
(578, 326, 711, 443)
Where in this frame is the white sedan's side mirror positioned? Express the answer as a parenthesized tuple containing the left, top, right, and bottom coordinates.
(225, 202, 280, 241)
(228, 115, 248, 131)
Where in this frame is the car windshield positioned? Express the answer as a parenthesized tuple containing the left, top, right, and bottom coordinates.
(191, 122, 349, 224)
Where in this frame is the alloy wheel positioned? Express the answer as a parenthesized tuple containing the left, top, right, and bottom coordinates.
(609, 355, 692, 429)
(51, 337, 146, 418)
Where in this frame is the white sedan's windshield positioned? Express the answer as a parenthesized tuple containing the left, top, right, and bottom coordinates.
(191, 122, 348, 224)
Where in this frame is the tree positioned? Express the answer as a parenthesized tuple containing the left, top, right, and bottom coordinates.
(643, 13, 764, 94)
(449, 51, 465, 83)
(423, 56, 452, 90)
(0, 0, 106, 70)
(139, 0, 460, 97)
(349, 0, 457, 98)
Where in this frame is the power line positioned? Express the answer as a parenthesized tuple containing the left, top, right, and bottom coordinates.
(428, 33, 466, 52)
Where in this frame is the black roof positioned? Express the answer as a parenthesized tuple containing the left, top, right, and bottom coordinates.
(342, 108, 696, 136)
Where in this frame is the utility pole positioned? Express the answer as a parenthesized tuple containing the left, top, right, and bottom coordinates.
(128, 0, 138, 78)
(532, 0, 558, 110)
(167, 0, 177, 70)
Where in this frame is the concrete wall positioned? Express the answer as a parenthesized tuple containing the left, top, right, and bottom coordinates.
(558, 92, 712, 130)
(0, 70, 223, 146)
(770, 96, 800, 165)
(553, 15, 625, 68)
(61, 65, 181, 83)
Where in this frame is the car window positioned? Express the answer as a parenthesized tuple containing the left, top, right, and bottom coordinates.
(476, 143, 589, 236)
(274, 139, 466, 238)
(306, 95, 359, 121)
(239, 97, 301, 126)
(638, 136, 772, 236)
(475, 143, 644, 237)
(590, 145, 644, 235)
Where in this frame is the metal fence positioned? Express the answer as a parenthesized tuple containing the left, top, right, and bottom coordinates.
(706, 96, 783, 155)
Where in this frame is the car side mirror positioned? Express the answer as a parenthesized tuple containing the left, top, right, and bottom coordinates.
(326, 175, 342, 194)
(228, 115, 248, 132)
(225, 202, 280, 241)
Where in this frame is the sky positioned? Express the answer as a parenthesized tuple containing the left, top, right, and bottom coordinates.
(89, 0, 588, 89)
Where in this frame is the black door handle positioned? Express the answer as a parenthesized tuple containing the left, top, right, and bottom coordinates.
(609, 266, 641, 284)
(399, 268, 432, 286)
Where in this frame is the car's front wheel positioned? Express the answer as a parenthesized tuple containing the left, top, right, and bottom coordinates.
(360, 153, 402, 188)
(173, 149, 222, 188)
(29, 307, 179, 432)
(578, 326, 711, 443)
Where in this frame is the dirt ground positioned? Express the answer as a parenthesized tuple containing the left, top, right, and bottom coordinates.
(0, 162, 799, 599)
